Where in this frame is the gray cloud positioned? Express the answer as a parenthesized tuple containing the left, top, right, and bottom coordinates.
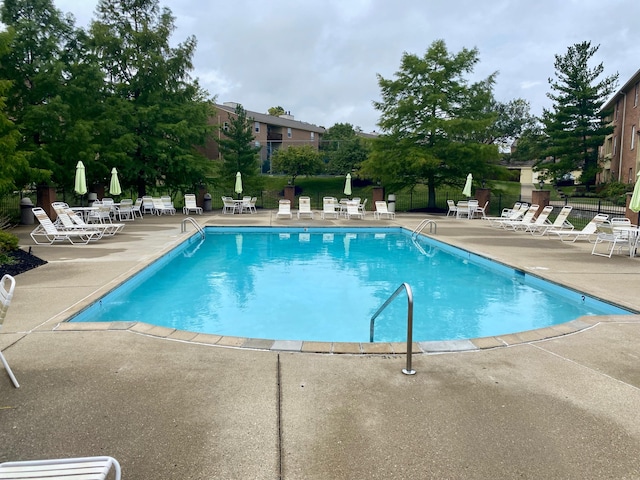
(57, 0, 640, 132)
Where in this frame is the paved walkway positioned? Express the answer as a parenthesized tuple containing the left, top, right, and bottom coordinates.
(2, 210, 640, 479)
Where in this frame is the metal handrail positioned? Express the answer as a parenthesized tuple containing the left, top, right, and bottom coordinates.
(412, 219, 436, 238)
(181, 217, 205, 239)
(369, 282, 416, 375)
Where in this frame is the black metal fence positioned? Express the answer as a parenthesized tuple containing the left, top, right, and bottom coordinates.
(0, 189, 627, 227)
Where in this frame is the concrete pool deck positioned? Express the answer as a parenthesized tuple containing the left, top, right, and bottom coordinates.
(2, 210, 640, 478)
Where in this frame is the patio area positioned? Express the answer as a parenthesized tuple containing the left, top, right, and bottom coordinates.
(1, 211, 640, 479)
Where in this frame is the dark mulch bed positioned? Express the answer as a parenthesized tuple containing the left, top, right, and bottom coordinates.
(0, 248, 47, 277)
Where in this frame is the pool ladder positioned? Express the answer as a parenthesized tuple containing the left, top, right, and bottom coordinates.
(369, 282, 416, 375)
(181, 217, 205, 239)
(412, 219, 437, 238)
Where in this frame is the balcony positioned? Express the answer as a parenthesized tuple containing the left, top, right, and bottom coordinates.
(267, 132, 283, 141)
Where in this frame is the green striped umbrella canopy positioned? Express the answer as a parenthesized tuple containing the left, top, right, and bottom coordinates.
(109, 167, 122, 196)
(74, 161, 87, 196)
(630, 172, 640, 213)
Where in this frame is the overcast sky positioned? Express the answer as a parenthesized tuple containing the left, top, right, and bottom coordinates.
(55, 0, 639, 133)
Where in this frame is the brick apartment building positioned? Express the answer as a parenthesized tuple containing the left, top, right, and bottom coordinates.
(598, 68, 640, 185)
(205, 102, 326, 173)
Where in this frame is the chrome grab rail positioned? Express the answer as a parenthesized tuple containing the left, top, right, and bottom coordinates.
(181, 217, 205, 239)
(369, 282, 416, 375)
(412, 219, 436, 238)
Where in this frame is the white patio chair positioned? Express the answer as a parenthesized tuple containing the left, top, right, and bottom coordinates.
(345, 201, 364, 219)
(0, 274, 19, 388)
(142, 195, 155, 215)
(132, 198, 143, 218)
(0, 456, 121, 479)
(222, 196, 238, 214)
(116, 199, 134, 221)
(446, 200, 458, 217)
(160, 196, 176, 214)
(591, 222, 631, 257)
(183, 194, 203, 215)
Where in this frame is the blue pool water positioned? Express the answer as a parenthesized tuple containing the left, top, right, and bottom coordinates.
(70, 227, 632, 342)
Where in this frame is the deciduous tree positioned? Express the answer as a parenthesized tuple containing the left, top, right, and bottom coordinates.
(362, 40, 499, 208)
(271, 145, 323, 185)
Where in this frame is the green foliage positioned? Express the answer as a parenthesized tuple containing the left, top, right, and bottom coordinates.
(0, 230, 18, 252)
(362, 40, 500, 207)
(538, 41, 618, 186)
(271, 145, 324, 184)
(320, 123, 371, 174)
(598, 181, 629, 200)
(267, 106, 286, 116)
(217, 104, 263, 193)
(90, 0, 214, 197)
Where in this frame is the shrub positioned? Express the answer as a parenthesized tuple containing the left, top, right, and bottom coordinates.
(0, 230, 19, 253)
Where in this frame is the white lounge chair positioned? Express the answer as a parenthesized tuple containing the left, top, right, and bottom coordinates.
(530, 206, 573, 236)
(486, 204, 529, 227)
(183, 194, 203, 215)
(31, 208, 102, 245)
(496, 205, 539, 229)
(61, 206, 124, 236)
(518, 205, 554, 232)
(551, 214, 609, 243)
(276, 199, 292, 219)
(321, 197, 339, 219)
(240, 196, 252, 214)
(373, 201, 395, 219)
(52, 208, 104, 241)
(346, 201, 364, 219)
(0, 456, 121, 479)
(297, 196, 314, 219)
(0, 274, 19, 388)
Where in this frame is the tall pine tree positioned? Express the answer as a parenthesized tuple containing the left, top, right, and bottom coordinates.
(540, 41, 618, 186)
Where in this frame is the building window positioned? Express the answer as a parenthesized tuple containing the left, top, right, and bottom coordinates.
(630, 168, 634, 183)
(615, 101, 619, 121)
(287, 128, 292, 138)
(635, 82, 639, 107)
(632, 126, 637, 150)
(223, 122, 229, 132)
(310, 132, 315, 140)
(613, 136, 617, 156)
(254, 122, 260, 133)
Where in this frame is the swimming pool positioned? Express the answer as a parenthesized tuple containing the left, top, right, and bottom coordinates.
(70, 227, 632, 342)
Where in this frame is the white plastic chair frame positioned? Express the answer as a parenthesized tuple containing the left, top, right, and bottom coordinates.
(0, 456, 121, 479)
(0, 274, 18, 388)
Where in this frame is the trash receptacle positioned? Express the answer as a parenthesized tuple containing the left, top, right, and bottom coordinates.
(20, 198, 34, 225)
(387, 194, 396, 213)
(203, 193, 212, 212)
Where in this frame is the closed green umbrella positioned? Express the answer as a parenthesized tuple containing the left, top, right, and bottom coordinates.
(630, 172, 640, 213)
(74, 161, 87, 196)
(344, 173, 352, 197)
(234, 172, 243, 198)
(109, 167, 122, 196)
(462, 173, 473, 197)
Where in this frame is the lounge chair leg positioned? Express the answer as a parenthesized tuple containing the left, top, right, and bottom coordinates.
(0, 352, 19, 388)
